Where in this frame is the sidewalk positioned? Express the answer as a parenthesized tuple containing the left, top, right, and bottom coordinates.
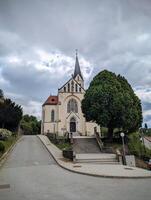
(38, 135, 151, 178)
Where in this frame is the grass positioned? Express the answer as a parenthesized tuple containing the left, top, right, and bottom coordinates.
(0, 136, 17, 158)
(56, 142, 72, 150)
(47, 134, 72, 150)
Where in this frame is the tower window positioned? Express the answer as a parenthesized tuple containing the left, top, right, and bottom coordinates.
(79, 84, 81, 92)
(71, 80, 74, 92)
(64, 87, 66, 92)
(67, 98, 78, 113)
(75, 84, 78, 92)
(68, 83, 70, 92)
(51, 110, 55, 122)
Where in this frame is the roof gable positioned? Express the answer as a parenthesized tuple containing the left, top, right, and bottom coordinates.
(58, 77, 85, 92)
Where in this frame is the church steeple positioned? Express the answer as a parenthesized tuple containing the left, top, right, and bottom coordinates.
(73, 50, 83, 80)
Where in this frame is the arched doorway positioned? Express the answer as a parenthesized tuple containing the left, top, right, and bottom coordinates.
(70, 117, 76, 133)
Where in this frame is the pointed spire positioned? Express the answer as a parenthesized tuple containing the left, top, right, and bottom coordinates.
(73, 49, 83, 80)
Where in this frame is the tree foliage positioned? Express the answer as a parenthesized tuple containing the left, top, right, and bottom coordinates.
(20, 114, 41, 135)
(0, 90, 23, 130)
(0, 89, 4, 99)
(128, 132, 151, 160)
(82, 70, 142, 139)
(144, 123, 148, 130)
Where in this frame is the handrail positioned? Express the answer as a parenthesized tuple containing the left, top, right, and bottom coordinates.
(115, 149, 123, 164)
(95, 132, 104, 151)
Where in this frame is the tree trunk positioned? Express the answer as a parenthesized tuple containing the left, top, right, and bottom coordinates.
(108, 127, 114, 142)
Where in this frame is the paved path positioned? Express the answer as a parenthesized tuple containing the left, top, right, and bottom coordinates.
(0, 136, 151, 200)
(39, 135, 151, 178)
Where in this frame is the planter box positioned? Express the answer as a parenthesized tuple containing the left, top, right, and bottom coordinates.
(63, 149, 73, 160)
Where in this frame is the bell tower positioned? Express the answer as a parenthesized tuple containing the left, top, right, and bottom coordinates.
(73, 50, 84, 88)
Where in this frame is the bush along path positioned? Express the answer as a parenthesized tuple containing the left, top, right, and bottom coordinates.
(128, 132, 151, 169)
(0, 129, 20, 165)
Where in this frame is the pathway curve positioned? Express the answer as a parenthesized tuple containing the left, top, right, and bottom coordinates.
(0, 135, 151, 200)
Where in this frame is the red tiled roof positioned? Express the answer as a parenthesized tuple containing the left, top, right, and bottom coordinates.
(43, 96, 58, 106)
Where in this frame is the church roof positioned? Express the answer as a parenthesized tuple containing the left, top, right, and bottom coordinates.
(73, 53, 83, 80)
(43, 95, 58, 106)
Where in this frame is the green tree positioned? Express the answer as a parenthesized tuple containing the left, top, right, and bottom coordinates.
(20, 115, 41, 135)
(0, 89, 4, 99)
(0, 89, 4, 105)
(0, 98, 22, 130)
(144, 123, 148, 130)
(82, 70, 142, 140)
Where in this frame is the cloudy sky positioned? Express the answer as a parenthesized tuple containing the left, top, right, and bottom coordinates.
(0, 0, 151, 126)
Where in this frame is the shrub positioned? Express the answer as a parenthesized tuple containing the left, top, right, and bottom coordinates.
(128, 132, 151, 160)
(20, 115, 41, 135)
(0, 128, 12, 137)
(0, 128, 12, 141)
(0, 142, 5, 152)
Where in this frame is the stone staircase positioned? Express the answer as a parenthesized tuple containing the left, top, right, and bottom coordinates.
(73, 137, 120, 165)
(73, 137, 101, 154)
(75, 153, 120, 165)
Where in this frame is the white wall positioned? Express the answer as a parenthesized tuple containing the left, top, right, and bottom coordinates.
(42, 105, 58, 134)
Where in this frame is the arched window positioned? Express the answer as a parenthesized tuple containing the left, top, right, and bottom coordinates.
(68, 83, 70, 92)
(51, 110, 55, 122)
(71, 80, 74, 92)
(64, 87, 66, 92)
(75, 84, 78, 92)
(67, 99, 78, 113)
(79, 84, 81, 92)
(43, 110, 45, 122)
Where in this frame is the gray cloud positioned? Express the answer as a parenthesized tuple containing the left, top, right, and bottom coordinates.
(0, 0, 151, 125)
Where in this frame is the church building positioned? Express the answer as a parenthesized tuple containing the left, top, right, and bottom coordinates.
(41, 53, 100, 136)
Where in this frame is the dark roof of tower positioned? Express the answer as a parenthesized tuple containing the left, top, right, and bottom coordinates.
(73, 54, 83, 80)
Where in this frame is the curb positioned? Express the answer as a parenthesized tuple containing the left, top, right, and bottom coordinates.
(0, 136, 22, 168)
(37, 135, 151, 179)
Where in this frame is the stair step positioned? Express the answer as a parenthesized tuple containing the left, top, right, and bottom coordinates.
(76, 159, 117, 162)
(76, 153, 117, 160)
(73, 138, 101, 153)
(75, 160, 120, 164)
(76, 160, 118, 163)
(75, 153, 119, 165)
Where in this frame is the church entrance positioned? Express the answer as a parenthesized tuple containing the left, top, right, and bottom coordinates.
(70, 117, 76, 133)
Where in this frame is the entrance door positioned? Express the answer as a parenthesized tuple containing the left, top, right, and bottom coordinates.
(70, 117, 76, 132)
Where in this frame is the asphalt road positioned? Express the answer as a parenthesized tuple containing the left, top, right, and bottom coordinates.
(0, 135, 151, 200)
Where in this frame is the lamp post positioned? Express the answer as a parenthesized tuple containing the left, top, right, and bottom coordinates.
(120, 132, 126, 165)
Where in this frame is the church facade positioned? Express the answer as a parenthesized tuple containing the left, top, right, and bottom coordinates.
(41, 53, 100, 136)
